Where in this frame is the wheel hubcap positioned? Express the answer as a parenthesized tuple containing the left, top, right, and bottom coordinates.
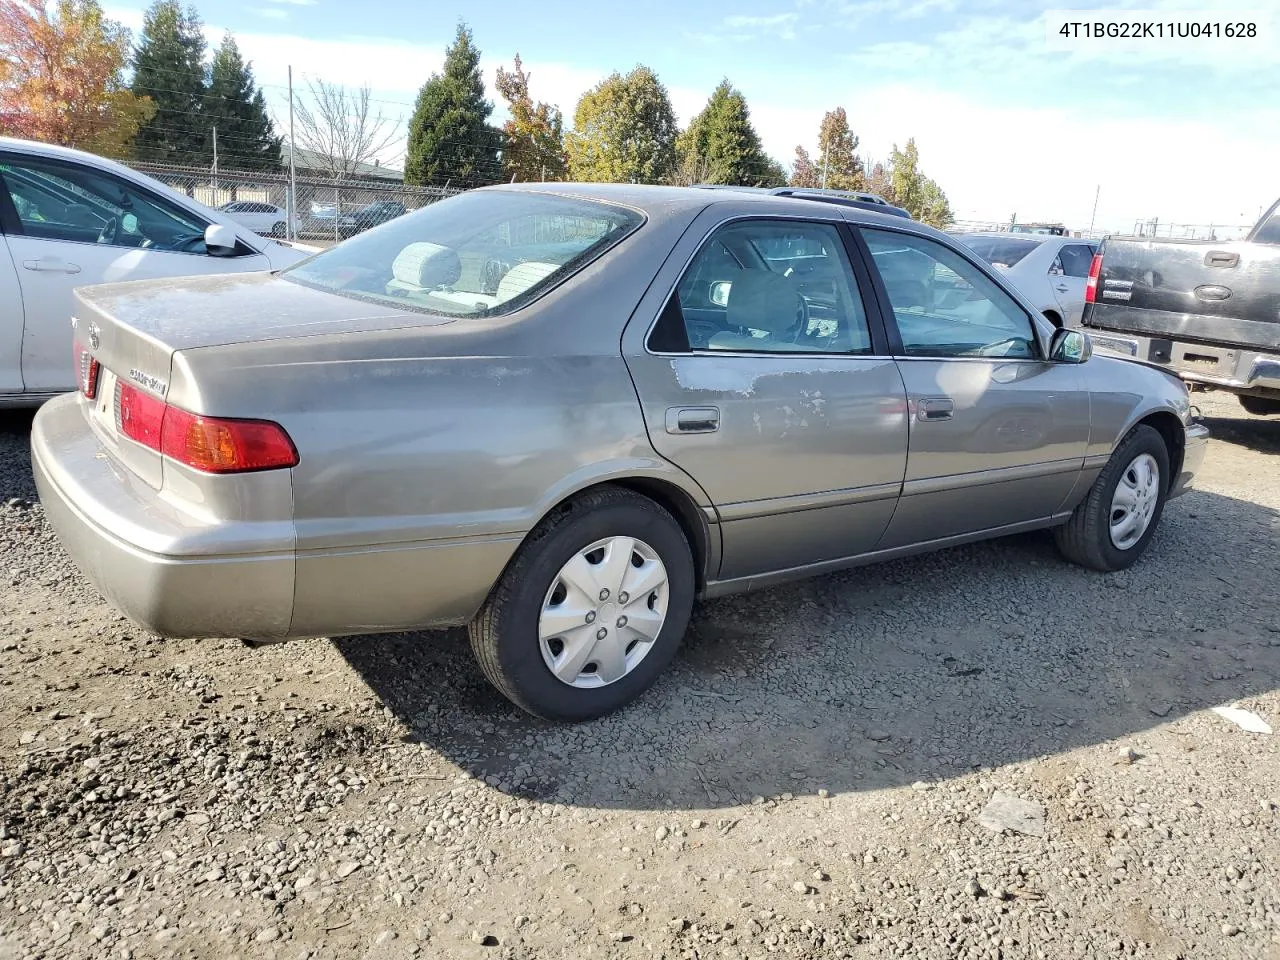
(538, 536, 669, 689)
(1109, 452, 1161, 550)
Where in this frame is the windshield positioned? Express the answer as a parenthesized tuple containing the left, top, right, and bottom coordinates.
(952, 234, 1042, 268)
(282, 190, 643, 317)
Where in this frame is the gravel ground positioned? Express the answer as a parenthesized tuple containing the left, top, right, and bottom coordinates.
(1, 391, 1278, 960)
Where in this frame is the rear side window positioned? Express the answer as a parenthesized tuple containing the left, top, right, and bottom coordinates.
(652, 219, 873, 354)
(953, 235, 1041, 268)
(1252, 208, 1280, 245)
(1057, 244, 1094, 278)
(283, 191, 643, 317)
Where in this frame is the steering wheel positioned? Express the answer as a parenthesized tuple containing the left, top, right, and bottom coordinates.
(96, 216, 120, 245)
(786, 296, 813, 343)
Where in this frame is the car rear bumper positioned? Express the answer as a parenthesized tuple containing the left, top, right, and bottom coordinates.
(31, 394, 295, 640)
(1088, 332, 1280, 398)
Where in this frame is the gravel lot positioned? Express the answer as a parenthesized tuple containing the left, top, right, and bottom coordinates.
(1, 391, 1278, 960)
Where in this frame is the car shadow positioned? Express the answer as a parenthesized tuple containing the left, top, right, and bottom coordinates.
(0, 410, 38, 503)
(1198, 411, 1280, 456)
(334, 485, 1280, 811)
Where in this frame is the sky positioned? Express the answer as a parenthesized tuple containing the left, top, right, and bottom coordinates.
(102, 0, 1280, 232)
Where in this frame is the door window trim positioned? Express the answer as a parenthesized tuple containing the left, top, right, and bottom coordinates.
(642, 212, 896, 358)
(0, 151, 260, 258)
(849, 222, 1050, 363)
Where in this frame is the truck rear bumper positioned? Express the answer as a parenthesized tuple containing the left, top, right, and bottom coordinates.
(1087, 332, 1280, 398)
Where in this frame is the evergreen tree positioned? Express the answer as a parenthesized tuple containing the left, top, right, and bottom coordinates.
(130, 0, 206, 163)
(405, 21, 501, 187)
(565, 65, 677, 183)
(887, 138, 953, 227)
(675, 79, 780, 187)
(204, 33, 279, 170)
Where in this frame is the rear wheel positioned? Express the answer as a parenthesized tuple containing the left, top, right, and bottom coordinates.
(469, 487, 695, 721)
(1054, 424, 1170, 572)
(1043, 309, 1063, 329)
(271, 221, 286, 237)
(1239, 394, 1280, 416)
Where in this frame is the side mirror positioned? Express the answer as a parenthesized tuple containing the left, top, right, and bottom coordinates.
(1049, 327, 1092, 364)
(204, 223, 238, 257)
(709, 280, 732, 307)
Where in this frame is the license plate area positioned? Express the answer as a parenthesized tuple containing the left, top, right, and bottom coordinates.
(1173, 343, 1235, 376)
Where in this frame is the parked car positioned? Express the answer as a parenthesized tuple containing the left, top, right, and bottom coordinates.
(0, 137, 313, 405)
(951, 232, 1099, 328)
(337, 200, 408, 238)
(32, 184, 1208, 721)
(1082, 197, 1280, 416)
(217, 200, 299, 238)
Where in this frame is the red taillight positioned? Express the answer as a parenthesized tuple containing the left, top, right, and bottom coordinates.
(74, 340, 100, 399)
(1085, 253, 1103, 304)
(116, 384, 298, 474)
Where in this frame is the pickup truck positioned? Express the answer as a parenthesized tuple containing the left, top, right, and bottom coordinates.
(1081, 198, 1280, 415)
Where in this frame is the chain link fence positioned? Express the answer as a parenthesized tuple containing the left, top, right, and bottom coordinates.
(129, 162, 464, 243)
(950, 218, 1256, 242)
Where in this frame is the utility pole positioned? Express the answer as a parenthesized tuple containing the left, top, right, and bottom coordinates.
(287, 65, 298, 242)
(211, 126, 219, 200)
(1088, 184, 1100, 235)
(820, 155, 829, 190)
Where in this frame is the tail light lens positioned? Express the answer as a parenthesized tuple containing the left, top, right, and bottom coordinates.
(74, 340, 100, 399)
(116, 384, 298, 474)
(1084, 253, 1103, 304)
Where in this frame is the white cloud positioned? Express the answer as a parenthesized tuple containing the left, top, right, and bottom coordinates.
(252, 8, 289, 20)
(750, 83, 1278, 230)
(265, 0, 318, 5)
(724, 13, 798, 28)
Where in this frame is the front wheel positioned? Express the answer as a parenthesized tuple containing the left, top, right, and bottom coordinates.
(1054, 424, 1170, 572)
(469, 487, 695, 722)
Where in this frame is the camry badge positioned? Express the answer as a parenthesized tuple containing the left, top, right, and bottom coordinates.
(87, 321, 100, 350)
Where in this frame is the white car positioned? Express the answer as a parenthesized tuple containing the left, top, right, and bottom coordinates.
(217, 200, 299, 238)
(0, 137, 314, 406)
(950, 232, 1099, 329)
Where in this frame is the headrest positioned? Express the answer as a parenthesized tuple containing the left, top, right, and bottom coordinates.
(496, 261, 560, 302)
(391, 242, 461, 289)
(726, 270, 804, 337)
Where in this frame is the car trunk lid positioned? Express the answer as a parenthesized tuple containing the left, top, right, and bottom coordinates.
(72, 271, 452, 488)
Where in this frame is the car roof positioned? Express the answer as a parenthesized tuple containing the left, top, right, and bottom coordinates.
(488, 181, 925, 229)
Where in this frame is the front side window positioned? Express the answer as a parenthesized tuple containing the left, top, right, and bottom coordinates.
(0, 155, 214, 253)
(652, 219, 873, 354)
(283, 190, 642, 317)
(863, 228, 1038, 359)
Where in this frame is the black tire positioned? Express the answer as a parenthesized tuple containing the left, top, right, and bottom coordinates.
(1054, 424, 1171, 572)
(1239, 394, 1280, 416)
(1043, 310, 1063, 329)
(469, 486, 695, 722)
(271, 221, 286, 237)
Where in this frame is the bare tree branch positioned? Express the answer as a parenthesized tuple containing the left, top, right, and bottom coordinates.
(291, 78, 400, 177)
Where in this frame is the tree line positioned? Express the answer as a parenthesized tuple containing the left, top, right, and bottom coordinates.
(0, 2, 953, 226)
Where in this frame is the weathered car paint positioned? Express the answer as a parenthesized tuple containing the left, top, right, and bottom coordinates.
(32, 183, 1206, 642)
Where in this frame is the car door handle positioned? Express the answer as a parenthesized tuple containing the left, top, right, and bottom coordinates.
(917, 397, 954, 422)
(1054, 284, 1070, 293)
(666, 406, 720, 434)
(23, 258, 81, 275)
(1204, 250, 1239, 268)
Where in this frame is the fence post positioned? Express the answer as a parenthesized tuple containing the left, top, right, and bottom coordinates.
(334, 184, 340, 244)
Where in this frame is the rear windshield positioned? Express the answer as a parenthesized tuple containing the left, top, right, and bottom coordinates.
(952, 235, 1041, 268)
(282, 190, 643, 317)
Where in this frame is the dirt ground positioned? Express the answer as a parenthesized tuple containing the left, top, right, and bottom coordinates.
(1, 390, 1277, 960)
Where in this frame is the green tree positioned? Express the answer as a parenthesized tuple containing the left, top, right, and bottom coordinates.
(203, 32, 279, 170)
(495, 53, 565, 182)
(815, 107, 863, 190)
(887, 138, 953, 227)
(675, 78, 780, 187)
(565, 65, 677, 183)
(130, 0, 206, 163)
(405, 21, 501, 187)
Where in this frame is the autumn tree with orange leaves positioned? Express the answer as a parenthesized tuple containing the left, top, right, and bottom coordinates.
(0, 0, 154, 156)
